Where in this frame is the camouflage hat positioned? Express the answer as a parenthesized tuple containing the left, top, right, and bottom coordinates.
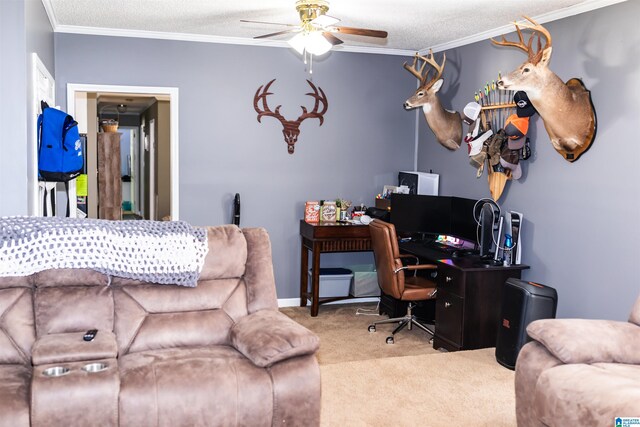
(499, 144, 522, 180)
(487, 130, 507, 166)
(470, 150, 487, 178)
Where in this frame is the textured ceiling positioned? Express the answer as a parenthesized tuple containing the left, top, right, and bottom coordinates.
(45, 0, 625, 53)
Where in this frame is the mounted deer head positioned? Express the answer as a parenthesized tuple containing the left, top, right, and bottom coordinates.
(492, 16, 597, 162)
(403, 50, 462, 151)
(254, 79, 328, 154)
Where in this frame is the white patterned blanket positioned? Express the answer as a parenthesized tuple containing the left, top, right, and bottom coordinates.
(0, 216, 209, 287)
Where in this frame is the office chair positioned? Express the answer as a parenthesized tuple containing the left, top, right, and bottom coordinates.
(367, 219, 438, 344)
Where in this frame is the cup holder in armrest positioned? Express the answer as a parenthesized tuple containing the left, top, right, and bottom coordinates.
(82, 362, 108, 373)
(42, 366, 70, 377)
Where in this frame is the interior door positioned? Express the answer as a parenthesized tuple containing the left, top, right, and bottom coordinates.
(30, 53, 55, 216)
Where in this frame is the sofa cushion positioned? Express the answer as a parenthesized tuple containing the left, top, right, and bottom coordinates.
(199, 225, 247, 281)
(34, 269, 109, 288)
(118, 346, 273, 427)
(113, 278, 248, 355)
(231, 310, 320, 368)
(534, 363, 640, 425)
(34, 285, 114, 337)
(0, 364, 31, 427)
(527, 318, 640, 364)
(0, 287, 35, 364)
(242, 228, 278, 313)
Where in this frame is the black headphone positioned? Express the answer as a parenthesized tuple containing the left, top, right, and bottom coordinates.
(472, 198, 501, 225)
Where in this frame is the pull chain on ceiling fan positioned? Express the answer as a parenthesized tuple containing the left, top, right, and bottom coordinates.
(241, 0, 388, 72)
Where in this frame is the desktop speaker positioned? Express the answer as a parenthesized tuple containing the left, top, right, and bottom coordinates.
(495, 278, 558, 370)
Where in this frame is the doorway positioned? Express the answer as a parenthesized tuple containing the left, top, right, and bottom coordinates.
(67, 84, 179, 220)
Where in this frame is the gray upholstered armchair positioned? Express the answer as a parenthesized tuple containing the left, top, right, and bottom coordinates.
(515, 294, 640, 426)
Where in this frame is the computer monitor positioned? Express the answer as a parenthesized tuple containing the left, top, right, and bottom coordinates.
(450, 197, 480, 244)
(390, 194, 451, 237)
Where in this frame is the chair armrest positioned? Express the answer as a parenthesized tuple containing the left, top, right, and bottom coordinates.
(398, 254, 419, 265)
(526, 319, 640, 365)
(230, 310, 320, 368)
(405, 264, 438, 271)
(32, 331, 118, 366)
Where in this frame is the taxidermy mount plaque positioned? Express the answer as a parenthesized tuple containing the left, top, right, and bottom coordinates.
(254, 79, 328, 154)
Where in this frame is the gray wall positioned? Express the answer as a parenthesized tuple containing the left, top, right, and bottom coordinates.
(416, 1, 640, 320)
(54, 34, 416, 299)
(0, 0, 28, 216)
(26, 0, 54, 72)
(0, 0, 54, 217)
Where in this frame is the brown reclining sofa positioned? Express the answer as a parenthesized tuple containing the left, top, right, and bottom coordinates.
(515, 294, 640, 426)
(0, 225, 320, 427)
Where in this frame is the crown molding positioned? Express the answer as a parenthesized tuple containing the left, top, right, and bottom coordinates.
(41, 0, 58, 29)
(52, 24, 415, 56)
(419, 0, 628, 54)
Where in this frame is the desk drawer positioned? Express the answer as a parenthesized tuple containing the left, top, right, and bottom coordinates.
(435, 290, 463, 347)
(436, 266, 465, 297)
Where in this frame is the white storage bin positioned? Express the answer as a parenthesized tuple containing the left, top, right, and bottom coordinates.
(347, 264, 380, 297)
(308, 268, 353, 298)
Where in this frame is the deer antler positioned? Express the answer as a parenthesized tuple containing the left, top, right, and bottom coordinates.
(297, 80, 328, 125)
(491, 16, 552, 65)
(403, 50, 446, 89)
(254, 79, 286, 125)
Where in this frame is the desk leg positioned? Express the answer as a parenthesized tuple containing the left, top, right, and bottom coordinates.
(300, 242, 309, 307)
(310, 243, 321, 317)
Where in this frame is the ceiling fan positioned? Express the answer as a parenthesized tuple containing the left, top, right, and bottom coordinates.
(241, 0, 388, 57)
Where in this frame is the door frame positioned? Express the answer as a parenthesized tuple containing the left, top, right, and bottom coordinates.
(66, 83, 180, 220)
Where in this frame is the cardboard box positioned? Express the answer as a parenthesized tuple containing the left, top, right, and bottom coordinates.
(308, 268, 353, 298)
(347, 264, 380, 297)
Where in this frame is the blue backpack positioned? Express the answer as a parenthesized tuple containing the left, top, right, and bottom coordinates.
(38, 102, 84, 182)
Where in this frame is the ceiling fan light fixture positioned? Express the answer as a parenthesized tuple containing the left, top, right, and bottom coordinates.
(305, 31, 332, 55)
(288, 31, 332, 56)
(288, 32, 307, 55)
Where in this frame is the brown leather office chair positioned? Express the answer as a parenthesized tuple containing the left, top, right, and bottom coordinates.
(368, 219, 438, 344)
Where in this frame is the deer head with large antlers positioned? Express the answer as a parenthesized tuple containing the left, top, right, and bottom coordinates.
(254, 79, 328, 154)
(403, 50, 462, 151)
(493, 16, 597, 162)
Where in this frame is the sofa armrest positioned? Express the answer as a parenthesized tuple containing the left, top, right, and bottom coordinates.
(230, 310, 319, 368)
(32, 330, 118, 366)
(526, 319, 640, 365)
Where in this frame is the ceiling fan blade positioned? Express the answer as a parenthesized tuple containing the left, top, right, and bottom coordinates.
(253, 29, 300, 39)
(332, 26, 388, 38)
(240, 19, 297, 27)
(312, 15, 341, 28)
(322, 32, 344, 46)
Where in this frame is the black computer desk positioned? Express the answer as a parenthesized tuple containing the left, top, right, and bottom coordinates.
(399, 241, 529, 352)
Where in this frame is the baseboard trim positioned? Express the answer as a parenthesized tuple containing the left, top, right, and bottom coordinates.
(278, 297, 380, 308)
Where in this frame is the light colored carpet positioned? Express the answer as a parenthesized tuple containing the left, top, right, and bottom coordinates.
(319, 348, 516, 427)
(280, 303, 440, 365)
(281, 303, 516, 426)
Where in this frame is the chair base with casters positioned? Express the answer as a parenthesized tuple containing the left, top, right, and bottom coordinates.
(368, 300, 435, 344)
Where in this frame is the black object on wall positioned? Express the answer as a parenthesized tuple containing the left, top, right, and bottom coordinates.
(233, 193, 241, 226)
(495, 278, 558, 370)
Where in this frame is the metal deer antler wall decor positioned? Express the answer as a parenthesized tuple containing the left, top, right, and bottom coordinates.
(492, 16, 597, 162)
(403, 50, 462, 151)
(253, 79, 328, 154)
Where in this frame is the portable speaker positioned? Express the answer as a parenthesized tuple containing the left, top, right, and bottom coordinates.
(495, 278, 558, 370)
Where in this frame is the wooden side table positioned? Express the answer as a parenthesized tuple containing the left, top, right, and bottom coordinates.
(299, 220, 372, 316)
